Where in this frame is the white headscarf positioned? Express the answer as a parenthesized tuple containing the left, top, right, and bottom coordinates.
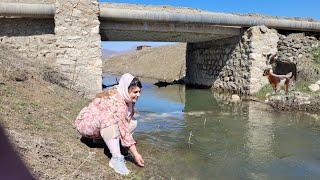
(117, 73, 134, 103)
(117, 73, 135, 119)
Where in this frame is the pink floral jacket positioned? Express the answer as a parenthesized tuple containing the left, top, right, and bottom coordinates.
(74, 90, 136, 147)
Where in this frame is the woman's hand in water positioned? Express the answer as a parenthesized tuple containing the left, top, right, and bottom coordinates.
(129, 144, 144, 167)
(134, 153, 145, 167)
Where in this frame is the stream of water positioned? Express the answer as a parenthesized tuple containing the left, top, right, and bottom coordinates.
(103, 74, 320, 179)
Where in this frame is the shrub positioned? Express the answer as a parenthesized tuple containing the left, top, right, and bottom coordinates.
(312, 46, 320, 64)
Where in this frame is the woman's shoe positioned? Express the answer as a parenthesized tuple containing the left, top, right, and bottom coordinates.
(109, 155, 130, 175)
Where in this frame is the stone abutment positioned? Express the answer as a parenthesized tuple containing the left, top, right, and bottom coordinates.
(186, 26, 281, 94)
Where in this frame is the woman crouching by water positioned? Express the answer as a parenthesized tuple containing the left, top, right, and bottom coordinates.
(75, 73, 144, 175)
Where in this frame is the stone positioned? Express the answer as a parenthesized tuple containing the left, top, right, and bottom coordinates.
(265, 93, 271, 98)
(231, 94, 240, 101)
(266, 91, 320, 112)
(316, 80, 320, 85)
(259, 26, 268, 33)
(72, 9, 82, 17)
(82, 31, 89, 36)
(308, 84, 320, 92)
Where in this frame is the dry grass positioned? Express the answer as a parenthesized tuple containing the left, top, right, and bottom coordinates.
(0, 46, 122, 179)
(0, 77, 123, 179)
(0, 45, 172, 179)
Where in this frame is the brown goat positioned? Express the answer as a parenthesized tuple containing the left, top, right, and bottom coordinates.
(263, 68, 291, 94)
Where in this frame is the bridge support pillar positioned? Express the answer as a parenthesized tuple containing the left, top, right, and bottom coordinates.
(55, 0, 102, 97)
(186, 26, 278, 94)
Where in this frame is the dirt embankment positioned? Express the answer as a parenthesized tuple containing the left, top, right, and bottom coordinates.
(0, 45, 168, 179)
(103, 43, 186, 82)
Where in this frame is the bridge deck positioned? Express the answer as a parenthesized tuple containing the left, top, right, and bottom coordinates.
(1, 2, 320, 42)
(100, 20, 241, 42)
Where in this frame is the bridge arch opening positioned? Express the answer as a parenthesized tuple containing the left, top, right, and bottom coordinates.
(101, 41, 185, 86)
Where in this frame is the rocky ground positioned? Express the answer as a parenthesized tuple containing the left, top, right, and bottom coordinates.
(0, 45, 169, 179)
(265, 51, 320, 113)
(267, 92, 320, 112)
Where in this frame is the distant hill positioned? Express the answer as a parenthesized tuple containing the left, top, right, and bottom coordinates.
(102, 43, 186, 82)
(102, 47, 140, 59)
(101, 49, 119, 58)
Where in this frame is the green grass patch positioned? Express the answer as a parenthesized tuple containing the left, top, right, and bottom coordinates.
(18, 101, 28, 108)
(0, 85, 15, 96)
(254, 85, 273, 99)
(30, 101, 40, 109)
(254, 80, 318, 99)
(23, 115, 46, 131)
(295, 81, 311, 93)
(34, 122, 46, 131)
(123, 172, 142, 180)
(0, 105, 4, 112)
(312, 46, 320, 65)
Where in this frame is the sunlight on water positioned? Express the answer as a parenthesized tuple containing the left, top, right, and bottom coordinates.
(103, 74, 320, 179)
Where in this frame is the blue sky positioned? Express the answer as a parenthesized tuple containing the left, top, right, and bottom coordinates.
(101, 0, 320, 51)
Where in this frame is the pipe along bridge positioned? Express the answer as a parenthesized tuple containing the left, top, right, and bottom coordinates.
(1, 3, 320, 42)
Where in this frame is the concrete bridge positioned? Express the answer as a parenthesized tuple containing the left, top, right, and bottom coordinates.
(1, 1, 320, 97)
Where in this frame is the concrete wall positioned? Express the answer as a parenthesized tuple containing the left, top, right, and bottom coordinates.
(0, 0, 102, 97)
(186, 26, 278, 94)
(55, 0, 102, 97)
(186, 36, 249, 92)
(0, 18, 56, 75)
(246, 26, 279, 93)
(0, 0, 55, 65)
(0, 35, 56, 64)
(0, 19, 54, 36)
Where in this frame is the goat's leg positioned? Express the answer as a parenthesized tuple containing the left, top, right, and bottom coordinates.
(284, 83, 288, 94)
(272, 83, 277, 94)
(285, 80, 289, 94)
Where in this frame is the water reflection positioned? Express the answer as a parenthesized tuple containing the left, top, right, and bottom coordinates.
(246, 101, 275, 167)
